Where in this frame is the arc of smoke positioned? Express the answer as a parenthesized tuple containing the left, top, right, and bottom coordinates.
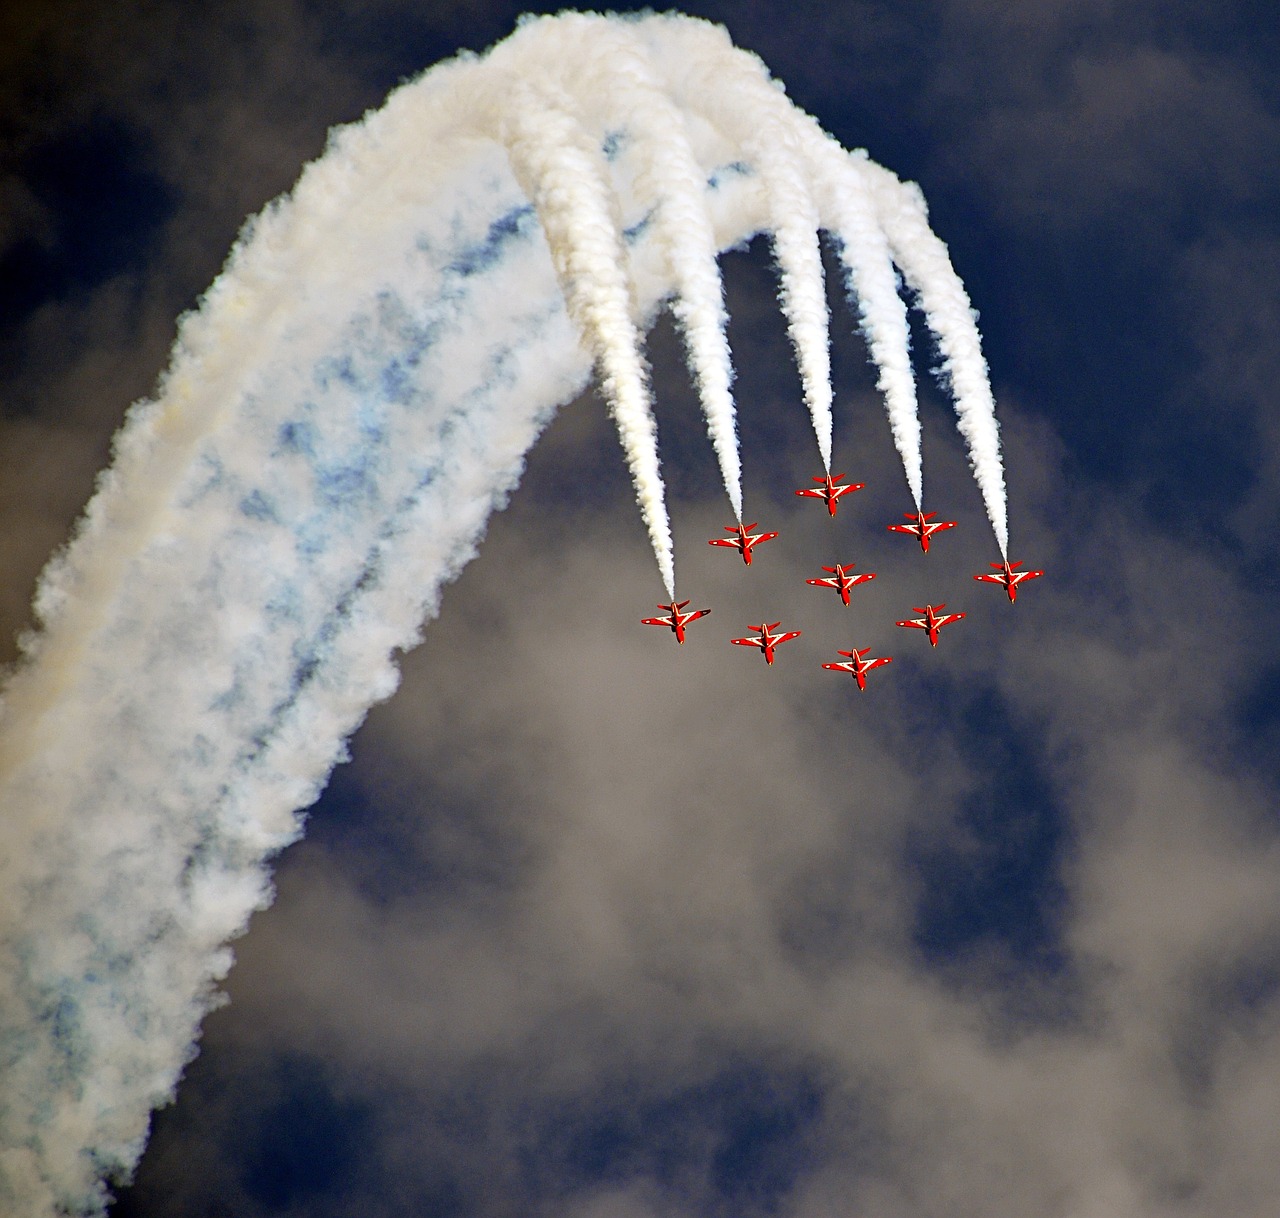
(0, 14, 1012, 1214)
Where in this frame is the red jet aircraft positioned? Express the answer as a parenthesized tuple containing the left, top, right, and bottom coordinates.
(887, 510, 957, 553)
(708, 522, 778, 566)
(795, 473, 865, 517)
(973, 560, 1044, 603)
(821, 647, 893, 690)
(731, 621, 802, 665)
(895, 603, 966, 647)
(641, 600, 711, 644)
(805, 563, 876, 606)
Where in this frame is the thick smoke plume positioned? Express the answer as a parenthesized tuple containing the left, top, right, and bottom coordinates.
(0, 12, 1008, 1213)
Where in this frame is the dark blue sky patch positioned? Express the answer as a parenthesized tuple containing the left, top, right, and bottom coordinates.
(602, 129, 626, 161)
(522, 1060, 825, 1213)
(707, 161, 753, 191)
(908, 686, 1069, 976)
(0, 117, 175, 326)
(239, 1055, 369, 1209)
(447, 204, 538, 279)
(108, 1049, 375, 1215)
(1238, 663, 1280, 733)
(299, 757, 537, 910)
(622, 211, 654, 245)
(1233, 662, 1280, 791)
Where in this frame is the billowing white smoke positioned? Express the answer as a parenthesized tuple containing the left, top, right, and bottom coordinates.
(0, 12, 1007, 1214)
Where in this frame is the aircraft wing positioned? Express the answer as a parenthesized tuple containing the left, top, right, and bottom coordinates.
(753, 530, 780, 544)
(936, 612, 966, 628)
(708, 537, 740, 549)
(774, 631, 802, 646)
(640, 616, 672, 627)
(895, 617, 926, 630)
(731, 636, 764, 648)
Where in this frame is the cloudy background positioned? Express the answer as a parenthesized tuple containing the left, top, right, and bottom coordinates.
(3, 1, 1279, 1214)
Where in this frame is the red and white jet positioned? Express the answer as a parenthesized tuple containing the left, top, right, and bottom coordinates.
(731, 621, 802, 665)
(821, 647, 893, 690)
(708, 522, 779, 566)
(805, 563, 876, 606)
(795, 472, 865, 517)
(641, 600, 712, 644)
(887, 510, 957, 553)
(973, 559, 1044, 603)
(895, 603, 966, 647)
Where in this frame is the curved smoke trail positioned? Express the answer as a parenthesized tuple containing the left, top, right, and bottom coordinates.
(0, 12, 1007, 1213)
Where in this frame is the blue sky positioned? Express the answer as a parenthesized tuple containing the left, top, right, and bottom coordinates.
(2, 2, 1279, 1215)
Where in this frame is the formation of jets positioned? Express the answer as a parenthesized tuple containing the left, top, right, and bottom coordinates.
(643, 470, 1040, 687)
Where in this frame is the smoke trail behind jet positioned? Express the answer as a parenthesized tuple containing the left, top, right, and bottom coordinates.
(860, 159, 1010, 554)
(0, 13, 1010, 1213)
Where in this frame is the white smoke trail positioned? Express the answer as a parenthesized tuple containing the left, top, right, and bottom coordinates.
(661, 21, 836, 474)
(657, 16, 1005, 538)
(806, 143, 923, 510)
(551, 15, 745, 521)
(860, 158, 1010, 555)
(0, 13, 1009, 1213)
(493, 77, 676, 597)
(655, 19, 922, 506)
